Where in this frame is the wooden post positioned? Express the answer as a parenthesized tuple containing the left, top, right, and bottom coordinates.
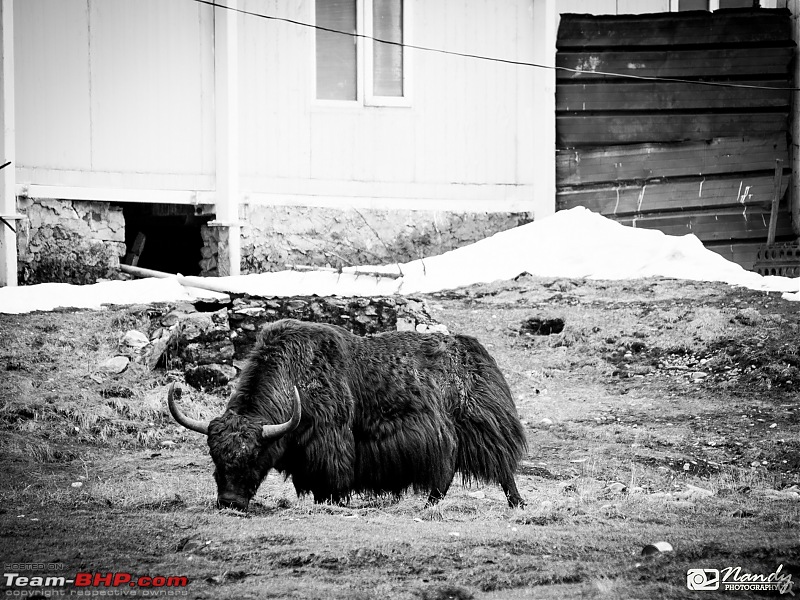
(0, 0, 16, 287)
(210, 0, 241, 277)
(767, 159, 783, 245)
(791, 0, 800, 237)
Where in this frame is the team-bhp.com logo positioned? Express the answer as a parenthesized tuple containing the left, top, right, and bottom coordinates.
(4, 571, 189, 595)
(687, 565, 795, 595)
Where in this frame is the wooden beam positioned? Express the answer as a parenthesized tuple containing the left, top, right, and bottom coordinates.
(557, 9, 792, 49)
(767, 159, 784, 244)
(214, 0, 241, 277)
(0, 0, 15, 287)
(557, 80, 790, 112)
(616, 207, 795, 242)
(17, 184, 214, 205)
(557, 173, 790, 215)
(556, 47, 793, 80)
(557, 136, 788, 186)
(557, 112, 788, 146)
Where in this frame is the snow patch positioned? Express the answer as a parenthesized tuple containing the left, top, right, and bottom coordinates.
(2, 207, 799, 314)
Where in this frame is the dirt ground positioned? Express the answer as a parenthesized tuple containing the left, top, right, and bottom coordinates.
(1, 275, 799, 599)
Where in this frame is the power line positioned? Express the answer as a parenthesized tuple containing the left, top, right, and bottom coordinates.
(192, 0, 799, 92)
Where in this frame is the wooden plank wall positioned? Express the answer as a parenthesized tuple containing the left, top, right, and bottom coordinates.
(555, 8, 794, 270)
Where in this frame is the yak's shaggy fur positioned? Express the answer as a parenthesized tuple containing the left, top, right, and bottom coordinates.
(205, 319, 527, 509)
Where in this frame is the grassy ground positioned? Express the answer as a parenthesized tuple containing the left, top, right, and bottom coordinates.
(1, 275, 799, 599)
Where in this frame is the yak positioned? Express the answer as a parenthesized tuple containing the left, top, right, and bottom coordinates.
(168, 318, 527, 511)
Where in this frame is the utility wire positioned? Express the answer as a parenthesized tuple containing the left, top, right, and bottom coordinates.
(192, 0, 799, 92)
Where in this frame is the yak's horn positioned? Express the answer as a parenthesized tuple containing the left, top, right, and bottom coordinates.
(167, 383, 210, 436)
(262, 386, 302, 440)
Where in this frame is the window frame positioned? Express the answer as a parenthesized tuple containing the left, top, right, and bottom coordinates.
(312, 0, 411, 108)
(364, 0, 412, 107)
(669, 0, 718, 9)
(669, 1, 767, 10)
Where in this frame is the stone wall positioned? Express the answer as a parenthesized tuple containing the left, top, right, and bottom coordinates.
(144, 294, 444, 391)
(200, 205, 532, 277)
(16, 198, 126, 285)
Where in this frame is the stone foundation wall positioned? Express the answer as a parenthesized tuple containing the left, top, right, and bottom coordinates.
(200, 205, 533, 277)
(16, 198, 126, 285)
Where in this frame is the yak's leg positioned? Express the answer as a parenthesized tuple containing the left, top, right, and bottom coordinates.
(500, 474, 525, 508)
(425, 456, 456, 507)
(425, 483, 452, 507)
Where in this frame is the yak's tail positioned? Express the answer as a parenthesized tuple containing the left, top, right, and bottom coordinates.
(452, 335, 527, 484)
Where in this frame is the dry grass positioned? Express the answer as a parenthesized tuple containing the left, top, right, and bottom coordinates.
(1, 278, 799, 599)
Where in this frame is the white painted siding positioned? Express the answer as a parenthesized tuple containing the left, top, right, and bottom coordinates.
(14, 0, 548, 214)
(15, 0, 91, 171)
(88, 0, 214, 177)
(14, 0, 214, 190)
(241, 0, 541, 211)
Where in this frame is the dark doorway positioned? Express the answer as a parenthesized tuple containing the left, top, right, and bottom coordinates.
(122, 204, 208, 276)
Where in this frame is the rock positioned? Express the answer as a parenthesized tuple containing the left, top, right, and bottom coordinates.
(161, 307, 196, 328)
(539, 417, 554, 427)
(146, 329, 172, 370)
(396, 317, 416, 332)
(641, 541, 673, 556)
(177, 309, 231, 345)
(606, 482, 627, 494)
(121, 330, 149, 351)
(467, 491, 486, 499)
(233, 307, 265, 318)
(182, 340, 235, 366)
(184, 363, 237, 390)
(99, 356, 130, 374)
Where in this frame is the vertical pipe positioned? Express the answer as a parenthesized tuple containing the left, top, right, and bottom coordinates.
(0, 0, 16, 287)
(532, 0, 556, 218)
(212, 0, 241, 276)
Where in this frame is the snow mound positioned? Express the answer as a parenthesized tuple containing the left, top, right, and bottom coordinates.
(1, 207, 798, 314)
(0, 277, 226, 314)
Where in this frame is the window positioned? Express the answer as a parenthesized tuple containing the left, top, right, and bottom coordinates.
(370, 0, 403, 97)
(677, 0, 709, 10)
(315, 0, 358, 101)
(315, 0, 408, 105)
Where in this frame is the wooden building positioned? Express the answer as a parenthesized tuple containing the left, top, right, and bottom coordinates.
(555, 4, 796, 270)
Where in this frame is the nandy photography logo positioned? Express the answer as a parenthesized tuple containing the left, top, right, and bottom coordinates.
(687, 564, 795, 595)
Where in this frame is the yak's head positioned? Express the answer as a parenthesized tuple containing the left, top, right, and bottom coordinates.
(167, 383, 301, 511)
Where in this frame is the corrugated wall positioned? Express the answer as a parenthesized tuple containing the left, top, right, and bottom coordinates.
(555, 8, 794, 270)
